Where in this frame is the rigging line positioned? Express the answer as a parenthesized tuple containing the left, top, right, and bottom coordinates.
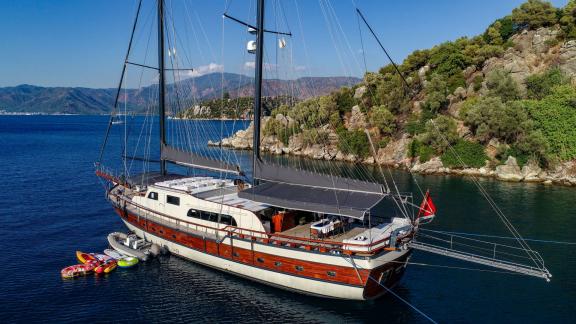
(354, 8, 411, 92)
(421, 229, 576, 246)
(430, 122, 545, 270)
(98, 0, 143, 164)
(369, 277, 436, 323)
(340, 255, 437, 323)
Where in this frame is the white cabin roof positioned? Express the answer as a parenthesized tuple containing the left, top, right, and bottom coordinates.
(204, 192, 269, 212)
(152, 176, 269, 212)
(154, 176, 235, 194)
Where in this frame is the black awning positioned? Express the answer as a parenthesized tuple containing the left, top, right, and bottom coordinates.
(238, 181, 387, 219)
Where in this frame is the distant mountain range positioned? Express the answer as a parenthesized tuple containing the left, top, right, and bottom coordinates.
(0, 73, 360, 115)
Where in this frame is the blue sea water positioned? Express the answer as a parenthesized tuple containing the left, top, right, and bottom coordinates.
(0, 115, 574, 323)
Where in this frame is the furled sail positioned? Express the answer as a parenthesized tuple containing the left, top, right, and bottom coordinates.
(161, 144, 240, 174)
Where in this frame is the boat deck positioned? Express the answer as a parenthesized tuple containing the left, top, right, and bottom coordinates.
(280, 224, 368, 243)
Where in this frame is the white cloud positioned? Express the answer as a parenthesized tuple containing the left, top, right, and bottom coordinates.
(182, 63, 224, 78)
(294, 65, 307, 72)
(244, 61, 277, 70)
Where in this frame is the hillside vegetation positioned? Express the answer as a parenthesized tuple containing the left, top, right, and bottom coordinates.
(253, 0, 576, 174)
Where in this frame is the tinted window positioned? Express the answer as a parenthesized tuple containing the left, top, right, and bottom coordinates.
(166, 195, 180, 205)
(186, 209, 237, 226)
(147, 192, 158, 200)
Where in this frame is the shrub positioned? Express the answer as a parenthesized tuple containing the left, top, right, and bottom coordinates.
(263, 118, 300, 145)
(301, 128, 329, 147)
(408, 139, 435, 162)
(525, 68, 570, 100)
(369, 105, 396, 135)
(560, 0, 576, 39)
(337, 128, 370, 158)
(441, 140, 488, 168)
(462, 97, 531, 143)
(422, 115, 459, 153)
(485, 69, 520, 102)
(423, 74, 449, 113)
(525, 85, 576, 160)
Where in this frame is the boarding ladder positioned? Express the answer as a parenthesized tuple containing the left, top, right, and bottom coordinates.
(410, 230, 552, 281)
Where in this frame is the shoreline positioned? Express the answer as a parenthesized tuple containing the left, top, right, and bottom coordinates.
(210, 122, 576, 188)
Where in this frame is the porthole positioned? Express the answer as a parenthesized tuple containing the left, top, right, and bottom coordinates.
(233, 252, 239, 257)
(295, 265, 304, 272)
(327, 271, 336, 277)
(274, 261, 282, 267)
(256, 257, 264, 263)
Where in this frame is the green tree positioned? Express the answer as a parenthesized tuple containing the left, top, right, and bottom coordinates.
(560, 0, 576, 39)
(462, 97, 530, 143)
(486, 69, 520, 102)
(369, 105, 396, 135)
(423, 74, 449, 113)
(486, 21, 504, 45)
(511, 0, 558, 30)
(422, 115, 459, 153)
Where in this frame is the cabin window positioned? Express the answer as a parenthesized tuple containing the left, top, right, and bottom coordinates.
(256, 257, 265, 263)
(220, 215, 238, 226)
(147, 192, 158, 200)
(189, 210, 237, 226)
(295, 265, 304, 272)
(166, 195, 180, 206)
(327, 271, 337, 277)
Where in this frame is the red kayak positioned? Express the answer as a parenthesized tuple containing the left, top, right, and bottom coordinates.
(94, 259, 118, 274)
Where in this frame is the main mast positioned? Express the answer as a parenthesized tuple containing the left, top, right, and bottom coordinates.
(252, 0, 265, 182)
(158, 0, 167, 175)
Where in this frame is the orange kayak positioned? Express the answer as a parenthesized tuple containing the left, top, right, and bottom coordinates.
(76, 251, 97, 264)
(94, 259, 118, 274)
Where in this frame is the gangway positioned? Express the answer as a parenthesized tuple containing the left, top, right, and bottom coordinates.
(410, 230, 552, 281)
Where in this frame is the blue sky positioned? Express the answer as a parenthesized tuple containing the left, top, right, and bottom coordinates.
(0, 0, 569, 88)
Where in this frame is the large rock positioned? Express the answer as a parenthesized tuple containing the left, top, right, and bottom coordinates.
(418, 65, 430, 80)
(559, 40, 576, 79)
(377, 134, 411, 166)
(495, 156, 523, 181)
(345, 105, 367, 130)
(522, 161, 543, 182)
(354, 86, 366, 99)
(411, 157, 443, 174)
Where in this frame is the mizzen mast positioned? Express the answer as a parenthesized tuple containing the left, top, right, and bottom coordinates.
(252, 0, 265, 183)
(158, 0, 167, 175)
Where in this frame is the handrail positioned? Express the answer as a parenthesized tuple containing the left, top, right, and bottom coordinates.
(109, 190, 400, 254)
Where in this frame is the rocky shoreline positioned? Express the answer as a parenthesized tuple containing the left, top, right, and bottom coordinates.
(209, 118, 576, 187)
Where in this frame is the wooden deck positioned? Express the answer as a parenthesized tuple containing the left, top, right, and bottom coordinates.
(279, 224, 367, 243)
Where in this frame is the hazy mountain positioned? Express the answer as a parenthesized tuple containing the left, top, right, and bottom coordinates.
(0, 73, 360, 115)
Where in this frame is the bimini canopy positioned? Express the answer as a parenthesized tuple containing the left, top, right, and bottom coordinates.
(238, 181, 387, 219)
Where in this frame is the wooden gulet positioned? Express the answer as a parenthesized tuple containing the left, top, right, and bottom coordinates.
(95, 0, 551, 302)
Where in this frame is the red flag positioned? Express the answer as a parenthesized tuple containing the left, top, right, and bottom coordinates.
(418, 190, 436, 221)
